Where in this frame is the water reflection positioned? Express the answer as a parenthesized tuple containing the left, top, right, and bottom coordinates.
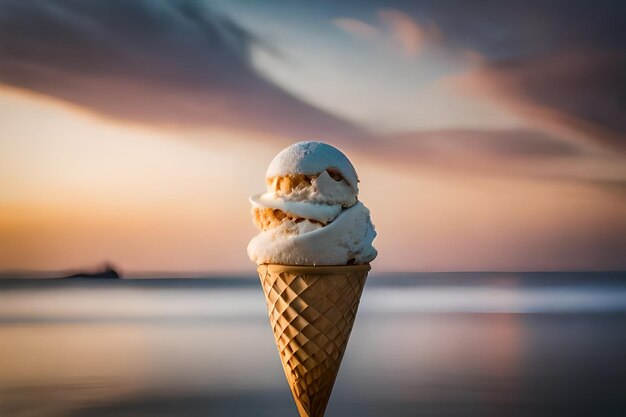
(1, 273, 625, 416)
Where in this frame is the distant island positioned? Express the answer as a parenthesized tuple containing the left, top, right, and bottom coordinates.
(64, 263, 121, 279)
(0, 263, 123, 280)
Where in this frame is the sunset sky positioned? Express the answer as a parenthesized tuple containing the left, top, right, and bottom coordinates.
(1, 0, 625, 273)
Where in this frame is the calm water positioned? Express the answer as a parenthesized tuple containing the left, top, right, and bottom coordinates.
(1, 272, 625, 417)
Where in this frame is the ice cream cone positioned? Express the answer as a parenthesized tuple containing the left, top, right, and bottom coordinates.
(257, 263, 369, 417)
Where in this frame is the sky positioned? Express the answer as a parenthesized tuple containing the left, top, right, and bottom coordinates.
(0, 0, 625, 273)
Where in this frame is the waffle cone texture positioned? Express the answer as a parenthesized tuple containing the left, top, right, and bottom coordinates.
(257, 263, 369, 417)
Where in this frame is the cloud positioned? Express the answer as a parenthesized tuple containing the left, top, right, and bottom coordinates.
(332, 18, 380, 39)
(344, 128, 626, 188)
(334, 9, 438, 57)
(384, 128, 581, 159)
(449, 51, 626, 151)
(377, 9, 427, 56)
(366, 128, 583, 177)
(396, 0, 626, 151)
(333, 1, 625, 150)
(1, 0, 623, 186)
(0, 0, 363, 139)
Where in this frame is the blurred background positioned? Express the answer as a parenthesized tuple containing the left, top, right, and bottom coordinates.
(0, 1, 625, 416)
(1, 0, 625, 273)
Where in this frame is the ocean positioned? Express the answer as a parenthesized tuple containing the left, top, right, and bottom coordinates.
(1, 272, 625, 417)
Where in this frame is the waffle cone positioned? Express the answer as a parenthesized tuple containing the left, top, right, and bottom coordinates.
(257, 263, 369, 417)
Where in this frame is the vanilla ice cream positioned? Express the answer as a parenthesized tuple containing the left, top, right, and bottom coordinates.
(247, 141, 377, 265)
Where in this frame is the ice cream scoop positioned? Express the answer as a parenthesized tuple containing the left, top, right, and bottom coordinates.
(247, 141, 377, 265)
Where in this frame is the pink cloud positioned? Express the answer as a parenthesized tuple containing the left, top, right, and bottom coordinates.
(0, 0, 363, 140)
(334, 9, 440, 57)
(378, 9, 426, 56)
(332, 18, 381, 39)
(446, 51, 626, 152)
